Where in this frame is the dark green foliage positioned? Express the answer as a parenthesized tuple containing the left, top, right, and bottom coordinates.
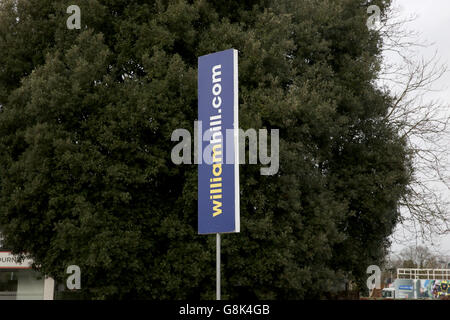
(0, 0, 411, 299)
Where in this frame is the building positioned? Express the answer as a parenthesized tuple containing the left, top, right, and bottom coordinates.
(0, 233, 54, 300)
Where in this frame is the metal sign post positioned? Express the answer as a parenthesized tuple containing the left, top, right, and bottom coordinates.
(217, 233, 221, 300)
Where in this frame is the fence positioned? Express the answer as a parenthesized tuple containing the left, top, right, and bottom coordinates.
(397, 268, 450, 280)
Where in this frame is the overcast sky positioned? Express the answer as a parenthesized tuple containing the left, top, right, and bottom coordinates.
(387, 0, 450, 257)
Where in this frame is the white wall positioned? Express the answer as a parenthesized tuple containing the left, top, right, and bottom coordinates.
(16, 270, 45, 300)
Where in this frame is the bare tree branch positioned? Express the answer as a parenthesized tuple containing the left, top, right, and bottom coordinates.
(380, 4, 450, 242)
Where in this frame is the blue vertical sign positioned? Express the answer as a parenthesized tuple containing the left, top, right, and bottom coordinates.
(198, 49, 240, 234)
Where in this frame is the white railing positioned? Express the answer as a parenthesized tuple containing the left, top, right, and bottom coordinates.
(397, 268, 450, 280)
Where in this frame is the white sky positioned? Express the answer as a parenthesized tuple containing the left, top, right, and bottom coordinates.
(387, 0, 450, 257)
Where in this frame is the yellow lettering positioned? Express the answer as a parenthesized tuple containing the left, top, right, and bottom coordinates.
(212, 200, 222, 217)
(212, 144, 222, 163)
(213, 163, 222, 176)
